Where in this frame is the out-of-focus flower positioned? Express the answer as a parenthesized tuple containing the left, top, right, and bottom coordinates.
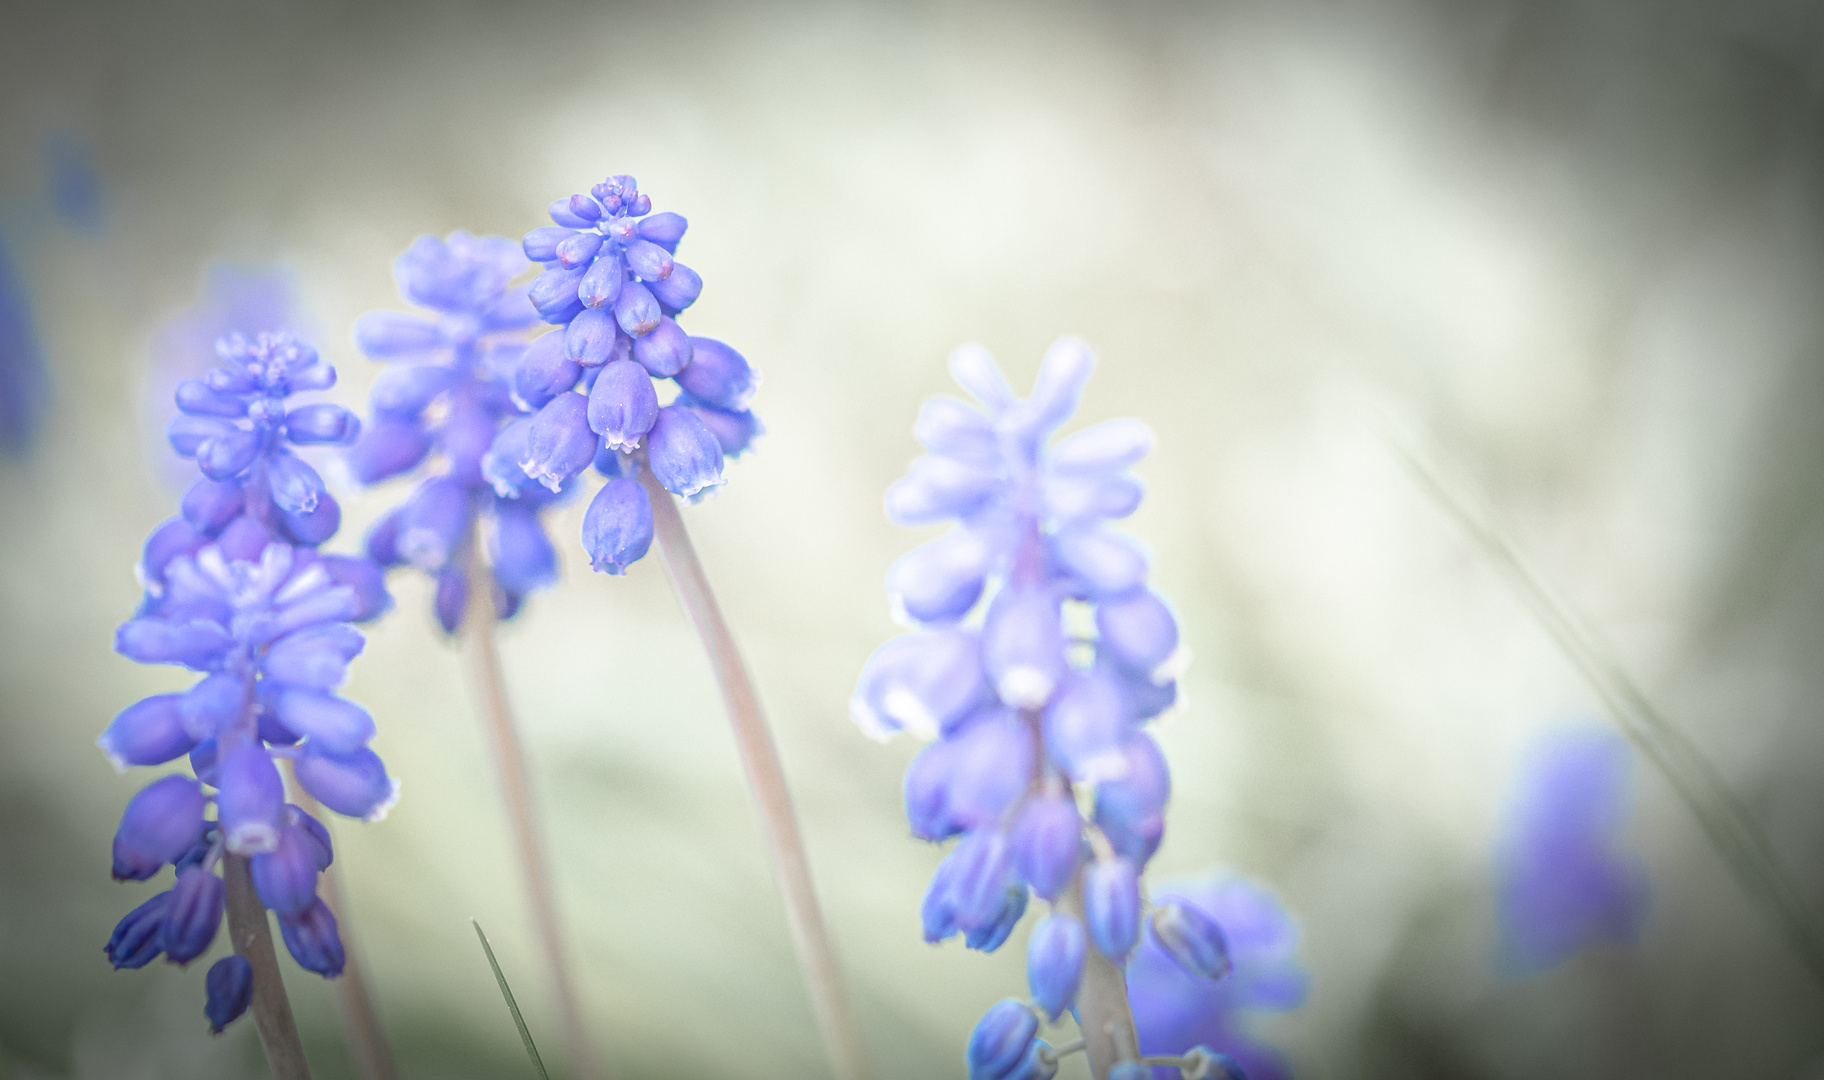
(496, 174, 761, 576)
(104, 331, 393, 1032)
(1127, 873, 1309, 1080)
(1493, 726, 1650, 976)
(348, 232, 568, 632)
(0, 238, 49, 457)
(41, 129, 108, 236)
(857, 339, 1213, 1070)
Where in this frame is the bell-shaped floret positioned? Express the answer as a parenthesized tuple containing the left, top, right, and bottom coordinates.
(1026, 912, 1086, 1020)
(1051, 527, 1147, 598)
(111, 775, 206, 880)
(921, 854, 962, 944)
(886, 527, 997, 625)
(850, 628, 987, 741)
(270, 689, 375, 755)
(587, 358, 659, 451)
(676, 395, 762, 458)
(903, 737, 963, 841)
(646, 405, 725, 500)
(514, 331, 581, 415)
(435, 561, 469, 634)
(948, 829, 1014, 932)
(140, 517, 208, 591)
(99, 694, 196, 769)
(217, 745, 285, 855)
(285, 404, 360, 445)
(944, 708, 1036, 830)
(1009, 793, 1082, 902)
(396, 477, 470, 572)
(964, 885, 1029, 953)
(267, 453, 325, 515)
(1096, 587, 1181, 682)
(522, 392, 596, 492)
(565, 307, 618, 365)
(294, 747, 398, 822)
(1093, 733, 1170, 864)
(1042, 668, 1130, 784)
(581, 476, 654, 575)
(886, 456, 1003, 527)
(347, 419, 432, 483)
(675, 338, 756, 411)
(633, 317, 692, 377)
(181, 478, 245, 535)
(179, 672, 253, 742)
(278, 491, 342, 546)
(197, 430, 262, 480)
(251, 820, 321, 916)
(490, 508, 557, 595)
(648, 262, 702, 311)
(982, 585, 1067, 709)
(318, 555, 392, 622)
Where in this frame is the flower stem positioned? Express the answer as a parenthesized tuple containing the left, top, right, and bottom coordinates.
(223, 853, 314, 1080)
(638, 468, 870, 1080)
(284, 770, 399, 1080)
(1058, 875, 1138, 1080)
(464, 542, 601, 1080)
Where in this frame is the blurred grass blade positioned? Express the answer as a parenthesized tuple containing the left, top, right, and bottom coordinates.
(1384, 423, 1824, 995)
(473, 920, 551, 1080)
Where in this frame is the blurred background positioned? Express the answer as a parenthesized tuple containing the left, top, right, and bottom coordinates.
(3, 0, 1824, 1077)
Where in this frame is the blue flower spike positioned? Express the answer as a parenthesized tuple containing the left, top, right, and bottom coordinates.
(105, 328, 396, 1038)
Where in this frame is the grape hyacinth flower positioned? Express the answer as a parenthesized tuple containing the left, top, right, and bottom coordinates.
(857, 339, 1242, 1080)
(105, 328, 394, 1053)
(504, 174, 761, 574)
(1493, 726, 1650, 976)
(348, 231, 568, 631)
(1127, 874, 1309, 1080)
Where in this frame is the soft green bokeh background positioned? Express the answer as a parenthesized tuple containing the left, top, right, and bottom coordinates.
(3, 1, 1824, 1077)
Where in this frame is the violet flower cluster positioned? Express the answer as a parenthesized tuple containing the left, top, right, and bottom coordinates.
(350, 232, 566, 632)
(853, 340, 1243, 1080)
(1493, 726, 1650, 976)
(104, 330, 395, 1033)
(499, 174, 760, 575)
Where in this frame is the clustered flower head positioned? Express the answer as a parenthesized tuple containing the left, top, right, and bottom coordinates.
(105, 328, 394, 1033)
(501, 174, 761, 576)
(854, 339, 1243, 1079)
(350, 232, 568, 632)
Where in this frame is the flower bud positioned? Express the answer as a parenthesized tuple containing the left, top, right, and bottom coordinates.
(555, 229, 604, 269)
(522, 226, 575, 262)
(112, 776, 206, 880)
(294, 747, 398, 821)
(396, 477, 471, 571)
(104, 891, 172, 969)
(289, 805, 334, 870)
(1025, 912, 1086, 1020)
(851, 628, 988, 741)
(581, 477, 654, 575)
(435, 560, 468, 634)
(632, 316, 693, 376)
(565, 307, 618, 365)
(285, 404, 361, 445)
(1149, 900, 1233, 980)
(267, 453, 325, 515)
(216, 516, 277, 562)
(197, 430, 262, 479)
(1083, 857, 1141, 962)
(1050, 418, 1154, 475)
(529, 265, 587, 322)
(964, 885, 1028, 953)
(205, 955, 255, 1032)
(278, 492, 342, 546)
(948, 343, 1017, 412)
(886, 527, 995, 625)
(886, 456, 1001, 527)
(278, 897, 346, 977)
(675, 339, 757, 410)
(966, 999, 1038, 1080)
(168, 414, 237, 457)
(646, 405, 725, 500)
(1051, 527, 1146, 598)
(1009, 794, 1081, 902)
(1042, 668, 1129, 784)
(99, 694, 196, 769)
(491, 508, 558, 595)
(482, 418, 537, 497)
(637, 211, 687, 249)
(319, 555, 392, 622)
(982, 585, 1066, 709)
(612, 279, 662, 336)
(161, 866, 226, 965)
(950, 829, 1013, 932)
(522, 392, 596, 491)
(624, 238, 673, 281)
(354, 311, 442, 357)
(181, 478, 245, 535)
(139, 516, 207, 590)
(648, 262, 702, 311)
(369, 362, 455, 416)
(218, 745, 285, 855)
(347, 419, 432, 483)
(252, 821, 321, 916)
(1023, 337, 1095, 436)
(903, 738, 962, 841)
(578, 251, 626, 310)
(587, 358, 660, 451)
(513, 332, 579, 416)
(175, 378, 249, 418)
(1041, 471, 1142, 523)
(547, 198, 595, 230)
(914, 396, 998, 464)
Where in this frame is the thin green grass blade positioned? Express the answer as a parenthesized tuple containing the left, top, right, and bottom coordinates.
(473, 919, 551, 1080)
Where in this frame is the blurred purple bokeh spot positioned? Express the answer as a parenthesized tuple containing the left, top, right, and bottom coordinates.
(1129, 873, 1310, 1080)
(0, 239, 49, 457)
(1493, 726, 1651, 977)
